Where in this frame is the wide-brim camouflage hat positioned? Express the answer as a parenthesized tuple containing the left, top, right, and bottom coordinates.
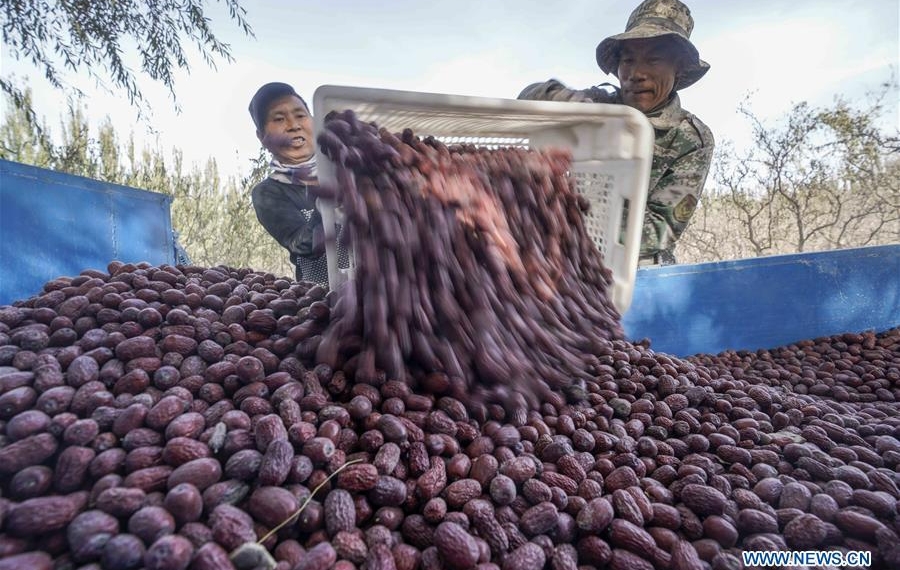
(595, 0, 710, 91)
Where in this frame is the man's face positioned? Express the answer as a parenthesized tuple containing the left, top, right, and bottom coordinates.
(257, 94, 315, 164)
(617, 38, 679, 113)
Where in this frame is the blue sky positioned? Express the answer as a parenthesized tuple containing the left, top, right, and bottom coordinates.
(2, 0, 897, 176)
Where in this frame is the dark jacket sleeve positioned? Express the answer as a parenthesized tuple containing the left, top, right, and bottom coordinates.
(250, 178, 321, 259)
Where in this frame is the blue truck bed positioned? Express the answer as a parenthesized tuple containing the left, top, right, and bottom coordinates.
(622, 244, 900, 356)
(0, 159, 175, 304)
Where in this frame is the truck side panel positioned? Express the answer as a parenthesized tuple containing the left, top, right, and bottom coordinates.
(622, 244, 900, 356)
(0, 160, 174, 304)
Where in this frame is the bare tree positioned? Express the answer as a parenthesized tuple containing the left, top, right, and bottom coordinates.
(678, 80, 900, 264)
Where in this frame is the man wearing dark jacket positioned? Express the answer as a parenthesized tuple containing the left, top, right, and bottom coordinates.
(248, 82, 329, 285)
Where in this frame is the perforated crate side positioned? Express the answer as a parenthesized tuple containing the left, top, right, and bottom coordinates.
(312, 86, 653, 312)
(570, 166, 615, 259)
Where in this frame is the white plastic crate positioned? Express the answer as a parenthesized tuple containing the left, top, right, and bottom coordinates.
(312, 85, 653, 313)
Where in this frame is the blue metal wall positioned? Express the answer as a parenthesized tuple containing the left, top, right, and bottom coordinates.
(622, 244, 900, 357)
(0, 160, 175, 305)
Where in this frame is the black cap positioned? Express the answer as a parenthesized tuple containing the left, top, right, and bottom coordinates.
(248, 82, 310, 130)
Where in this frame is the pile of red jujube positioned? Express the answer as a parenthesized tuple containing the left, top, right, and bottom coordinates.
(0, 116, 898, 570)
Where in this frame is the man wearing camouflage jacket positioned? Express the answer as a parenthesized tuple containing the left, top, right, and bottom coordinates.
(519, 0, 714, 265)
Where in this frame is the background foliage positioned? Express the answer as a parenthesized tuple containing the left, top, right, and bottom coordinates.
(2, 79, 898, 276)
(677, 82, 900, 263)
(1, 0, 253, 125)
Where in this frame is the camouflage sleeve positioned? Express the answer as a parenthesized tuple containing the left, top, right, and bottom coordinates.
(582, 84, 621, 104)
(517, 79, 594, 103)
(640, 122, 715, 264)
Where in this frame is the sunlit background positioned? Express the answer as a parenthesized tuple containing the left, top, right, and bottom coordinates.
(2, 0, 897, 174)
